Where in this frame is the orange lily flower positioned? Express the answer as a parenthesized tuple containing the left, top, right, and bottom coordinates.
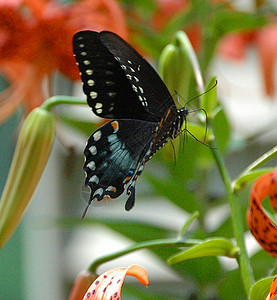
(266, 275, 277, 300)
(219, 21, 277, 98)
(69, 265, 149, 300)
(0, 0, 127, 123)
(247, 169, 277, 257)
(151, 0, 202, 52)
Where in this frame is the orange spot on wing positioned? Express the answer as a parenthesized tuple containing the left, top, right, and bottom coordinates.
(111, 121, 119, 132)
(124, 176, 131, 183)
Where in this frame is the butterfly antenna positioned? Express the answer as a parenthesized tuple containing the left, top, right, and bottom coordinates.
(185, 80, 218, 107)
(187, 107, 208, 142)
(170, 139, 177, 169)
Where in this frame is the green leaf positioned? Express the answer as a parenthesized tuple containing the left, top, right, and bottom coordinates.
(232, 168, 275, 193)
(59, 114, 99, 137)
(186, 122, 214, 143)
(168, 238, 239, 264)
(212, 107, 230, 153)
(249, 276, 275, 300)
(213, 10, 269, 36)
(179, 211, 199, 237)
(201, 76, 217, 118)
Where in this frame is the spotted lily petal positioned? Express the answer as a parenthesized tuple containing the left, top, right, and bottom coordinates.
(82, 265, 149, 299)
(0, 107, 55, 248)
(247, 169, 277, 257)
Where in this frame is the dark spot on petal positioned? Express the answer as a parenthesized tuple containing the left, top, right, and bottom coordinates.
(92, 290, 96, 295)
(103, 287, 107, 293)
(87, 292, 91, 298)
(95, 280, 99, 285)
(114, 292, 118, 298)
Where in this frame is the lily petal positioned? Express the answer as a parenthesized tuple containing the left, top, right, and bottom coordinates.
(247, 169, 277, 257)
(82, 265, 149, 300)
(69, 270, 96, 300)
(266, 275, 277, 300)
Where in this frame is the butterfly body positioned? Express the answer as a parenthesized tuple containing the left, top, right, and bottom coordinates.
(73, 30, 188, 214)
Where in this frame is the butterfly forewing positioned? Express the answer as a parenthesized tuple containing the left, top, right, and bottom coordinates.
(99, 31, 175, 118)
(73, 30, 176, 121)
(74, 31, 157, 121)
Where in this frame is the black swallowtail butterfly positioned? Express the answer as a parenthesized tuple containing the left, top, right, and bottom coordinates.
(73, 30, 189, 216)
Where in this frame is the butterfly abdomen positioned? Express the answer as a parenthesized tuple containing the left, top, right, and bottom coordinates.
(149, 107, 187, 157)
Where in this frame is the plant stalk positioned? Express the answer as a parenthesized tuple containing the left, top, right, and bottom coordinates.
(210, 122, 254, 295)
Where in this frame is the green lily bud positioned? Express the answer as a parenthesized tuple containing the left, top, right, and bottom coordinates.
(159, 31, 204, 101)
(0, 107, 55, 248)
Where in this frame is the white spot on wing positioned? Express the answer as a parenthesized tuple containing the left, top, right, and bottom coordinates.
(83, 60, 91, 65)
(89, 145, 97, 155)
(93, 188, 103, 197)
(87, 79, 95, 86)
(86, 69, 93, 75)
(86, 161, 96, 171)
(90, 175, 99, 184)
(95, 102, 102, 109)
(93, 131, 101, 141)
(108, 92, 116, 97)
(90, 91, 97, 99)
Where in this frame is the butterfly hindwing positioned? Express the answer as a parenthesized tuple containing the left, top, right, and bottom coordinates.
(83, 119, 158, 210)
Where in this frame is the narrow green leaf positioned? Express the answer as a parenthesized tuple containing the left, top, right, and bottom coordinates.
(213, 10, 269, 36)
(59, 114, 99, 137)
(249, 276, 275, 300)
(232, 168, 275, 193)
(179, 211, 199, 238)
(212, 107, 230, 153)
(186, 122, 214, 143)
(201, 76, 217, 118)
(168, 238, 239, 265)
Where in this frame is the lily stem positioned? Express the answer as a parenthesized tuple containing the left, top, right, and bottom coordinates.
(41, 95, 86, 111)
(210, 122, 254, 295)
(88, 238, 199, 274)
